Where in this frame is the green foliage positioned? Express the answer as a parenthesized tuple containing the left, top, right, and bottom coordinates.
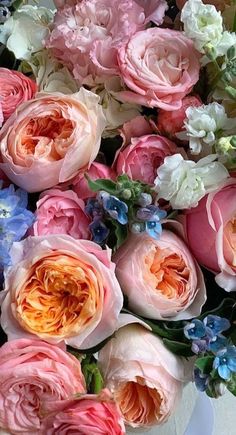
(195, 356, 214, 374)
(81, 355, 104, 394)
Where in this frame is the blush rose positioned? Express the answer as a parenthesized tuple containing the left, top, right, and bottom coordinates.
(72, 162, 116, 200)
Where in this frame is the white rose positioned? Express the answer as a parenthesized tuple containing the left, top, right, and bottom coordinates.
(181, 0, 223, 53)
(177, 102, 235, 154)
(0, 5, 54, 60)
(155, 153, 229, 209)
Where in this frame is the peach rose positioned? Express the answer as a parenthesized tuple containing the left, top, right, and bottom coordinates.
(113, 230, 206, 320)
(184, 178, 236, 292)
(0, 88, 106, 192)
(72, 162, 116, 200)
(0, 339, 86, 434)
(114, 134, 178, 185)
(118, 28, 200, 110)
(32, 188, 91, 239)
(41, 389, 125, 434)
(0, 68, 37, 123)
(0, 234, 123, 348)
(98, 324, 188, 428)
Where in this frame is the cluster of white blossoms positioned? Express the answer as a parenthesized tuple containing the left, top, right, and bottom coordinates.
(181, 0, 236, 62)
(155, 154, 229, 210)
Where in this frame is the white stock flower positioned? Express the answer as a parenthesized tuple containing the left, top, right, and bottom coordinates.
(155, 154, 229, 210)
(28, 50, 79, 94)
(176, 102, 235, 154)
(91, 76, 141, 138)
(0, 6, 54, 60)
(181, 0, 223, 53)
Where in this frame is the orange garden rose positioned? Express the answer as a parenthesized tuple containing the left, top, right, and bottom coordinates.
(0, 235, 123, 349)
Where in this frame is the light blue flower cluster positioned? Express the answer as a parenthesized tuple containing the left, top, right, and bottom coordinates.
(131, 204, 167, 239)
(0, 184, 34, 267)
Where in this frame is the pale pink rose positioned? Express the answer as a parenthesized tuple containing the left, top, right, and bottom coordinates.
(134, 0, 168, 24)
(114, 134, 178, 185)
(113, 230, 206, 320)
(98, 324, 188, 428)
(0, 88, 106, 192)
(41, 389, 125, 434)
(157, 95, 202, 140)
(0, 339, 86, 434)
(0, 68, 37, 124)
(72, 162, 116, 200)
(33, 189, 91, 239)
(183, 178, 236, 292)
(118, 28, 200, 110)
(119, 115, 153, 146)
(0, 234, 123, 348)
(46, 0, 146, 84)
(176, 0, 230, 11)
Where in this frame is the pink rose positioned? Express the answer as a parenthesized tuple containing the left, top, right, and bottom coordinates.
(0, 234, 123, 348)
(118, 28, 200, 110)
(0, 339, 86, 434)
(183, 178, 236, 292)
(72, 162, 116, 200)
(113, 230, 206, 320)
(46, 0, 146, 83)
(119, 115, 153, 146)
(98, 324, 188, 428)
(134, 0, 168, 24)
(157, 95, 202, 140)
(0, 102, 3, 128)
(41, 389, 125, 434)
(114, 134, 178, 185)
(0, 68, 37, 124)
(0, 88, 106, 192)
(33, 188, 91, 239)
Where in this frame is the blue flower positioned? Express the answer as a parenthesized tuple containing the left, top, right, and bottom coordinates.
(89, 219, 109, 244)
(213, 346, 236, 380)
(85, 199, 104, 219)
(203, 315, 230, 336)
(145, 220, 163, 239)
(184, 319, 207, 340)
(136, 205, 166, 240)
(192, 339, 209, 354)
(208, 335, 228, 353)
(194, 368, 209, 392)
(98, 192, 128, 225)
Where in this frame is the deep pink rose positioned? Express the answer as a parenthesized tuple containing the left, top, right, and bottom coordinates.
(46, 0, 146, 83)
(33, 189, 91, 239)
(184, 178, 236, 292)
(157, 95, 202, 140)
(114, 134, 178, 185)
(0, 339, 86, 434)
(0, 68, 37, 124)
(113, 229, 206, 320)
(0, 88, 105, 192)
(72, 162, 116, 200)
(41, 389, 125, 434)
(118, 28, 200, 110)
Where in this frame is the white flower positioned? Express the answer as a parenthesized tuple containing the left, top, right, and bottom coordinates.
(155, 154, 229, 210)
(0, 6, 54, 60)
(176, 102, 235, 154)
(181, 0, 223, 53)
(91, 76, 141, 138)
(27, 50, 79, 94)
(215, 31, 236, 58)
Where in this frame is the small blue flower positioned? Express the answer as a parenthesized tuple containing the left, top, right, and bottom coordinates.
(194, 368, 209, 392)
(208, 335, 228, 353)
(203, 315, 230, 336)
(85, 199, 104, 219)
(184, 319, 207, 340)
(192, 339, 209, 354)
(98, 192, 128, 225)
(136, 205, 166, 222)
(145, 220, 163, 239)
(89, 219, 109, 244)
(213, 346, 236, 380)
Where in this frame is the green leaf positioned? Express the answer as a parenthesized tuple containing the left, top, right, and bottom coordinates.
(199, 298, 236, 323)
(113, 221, 128, 250)
(85, 176, 117, 195)
(81, 356, 104, 394)
(162, 338, 193, 357)
(227, 373, 236, 396)
(195, 356, 214, 374)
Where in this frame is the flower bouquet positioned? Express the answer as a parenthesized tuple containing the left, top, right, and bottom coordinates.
(0, 0, 236, 433)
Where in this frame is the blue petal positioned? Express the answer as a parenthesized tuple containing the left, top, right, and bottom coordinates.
(218, 364, 231, 380)
(228, 358, 236, 373)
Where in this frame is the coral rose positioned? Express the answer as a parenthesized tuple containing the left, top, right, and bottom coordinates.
(32, 188, 91, 239)
(183, 178, 236, 292)
(118, 28, 200, 110)
(113, 230, 206, 320)
(41, 389, 125, 434)
(0, 88, 106, 192)
(98, 324, 188, 428)
(114, 134, 178, 185)
(0, 339, 86, 434)
(0, 234, 123, 348)
(72, 162, 116, 200)
(0, 68, 37, 123)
